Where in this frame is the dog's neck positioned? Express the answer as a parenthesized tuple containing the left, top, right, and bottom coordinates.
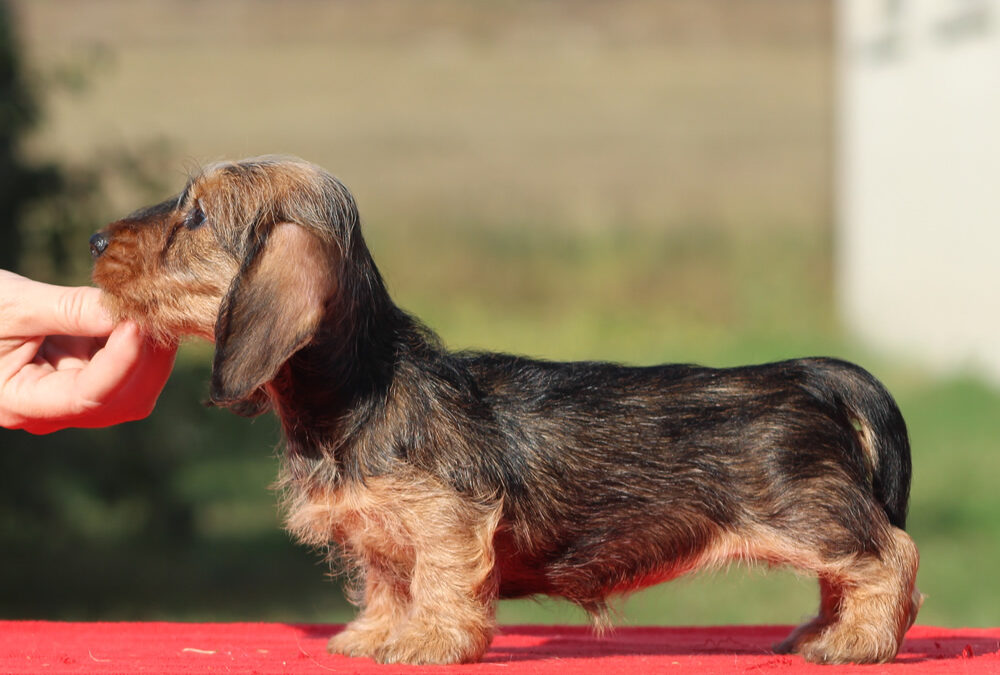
(264, 250, 428, 463)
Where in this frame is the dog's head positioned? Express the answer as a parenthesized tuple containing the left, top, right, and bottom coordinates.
(91, 156, 357, 413)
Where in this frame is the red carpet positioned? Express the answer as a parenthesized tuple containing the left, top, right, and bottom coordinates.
(2, 622, 999, 674)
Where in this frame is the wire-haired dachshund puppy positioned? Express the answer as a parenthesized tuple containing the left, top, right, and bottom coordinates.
(90, 156, 921, 665)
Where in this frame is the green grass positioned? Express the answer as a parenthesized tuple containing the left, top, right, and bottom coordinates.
(370, 222, 838, 366)
(901, 378, 1000, 627)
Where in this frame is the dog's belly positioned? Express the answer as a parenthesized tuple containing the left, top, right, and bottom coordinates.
(492, 529, 554, 598)
(491, 520, 721, 602)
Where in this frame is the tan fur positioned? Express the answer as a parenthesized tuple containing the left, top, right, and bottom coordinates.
(92, 216, 236, 343)
(672, 521, 921, 664)
(282, 470, 502, 664)
(92, 157, 347, 345)
(769, 526, 921, 664)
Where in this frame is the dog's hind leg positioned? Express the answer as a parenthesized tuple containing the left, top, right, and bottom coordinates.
(776, 527, 921, 664)
(773, 576, 842, 656)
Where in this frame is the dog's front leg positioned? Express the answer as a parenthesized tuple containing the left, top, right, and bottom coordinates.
(371, 524, 499, 665)
(315, 472, 501, 665)
(350, 476, 502, 665)
(328, 564, 410, 658)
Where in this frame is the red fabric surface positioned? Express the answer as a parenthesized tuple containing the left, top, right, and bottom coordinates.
(2, 622, 999, 674)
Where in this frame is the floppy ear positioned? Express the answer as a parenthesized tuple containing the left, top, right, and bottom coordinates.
(210, 223, 335, 414)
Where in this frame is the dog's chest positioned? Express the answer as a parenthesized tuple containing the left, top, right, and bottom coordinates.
(280, 478, 409, 562)
(280, 470, 502, 570)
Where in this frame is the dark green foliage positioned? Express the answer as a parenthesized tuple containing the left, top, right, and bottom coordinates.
(0, 0, 62, 272)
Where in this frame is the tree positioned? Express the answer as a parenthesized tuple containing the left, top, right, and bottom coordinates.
(0, 0, 61, 272)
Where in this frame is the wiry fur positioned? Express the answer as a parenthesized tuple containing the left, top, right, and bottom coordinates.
(90, 156, 921, 665)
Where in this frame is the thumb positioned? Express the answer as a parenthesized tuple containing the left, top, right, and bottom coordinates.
(7, 278, 115, 337)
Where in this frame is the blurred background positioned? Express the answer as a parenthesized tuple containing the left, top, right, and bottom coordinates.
(1, 0, 997, 628)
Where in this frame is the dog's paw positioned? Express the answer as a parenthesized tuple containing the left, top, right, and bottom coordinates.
(773, 616, 826, 657)
(328, 625, 388, 659)
(790, 627, 900, 665)
(370, 624, 490, 665)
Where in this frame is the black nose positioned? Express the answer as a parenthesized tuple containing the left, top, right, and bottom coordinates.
(89, 232, 109, 258)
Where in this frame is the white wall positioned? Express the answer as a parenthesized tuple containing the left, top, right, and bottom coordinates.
(838, 0, 1000, 380)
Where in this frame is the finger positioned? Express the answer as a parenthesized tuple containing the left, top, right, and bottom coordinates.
(74, 321, 146, 405)
(7, 280, 114, 338)
(35, 335, 108, 371)
(0, 336, 44, 382)
(108, 334, 178, 421)
(0, 358, 86, 432)
(76, 322, 177, 414)
(3, 327, 156, 432)
(2, 324, 177, 433)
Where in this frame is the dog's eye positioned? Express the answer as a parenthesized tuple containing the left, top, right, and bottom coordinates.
(184, 203, 207, 230)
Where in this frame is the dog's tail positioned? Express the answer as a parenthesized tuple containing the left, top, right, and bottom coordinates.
(802, 358, 912, 530)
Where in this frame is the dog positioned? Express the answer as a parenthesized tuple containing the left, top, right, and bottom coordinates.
(89, 156, 921, 665)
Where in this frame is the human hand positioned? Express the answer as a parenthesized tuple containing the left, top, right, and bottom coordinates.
(0, 270, 177, 434)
